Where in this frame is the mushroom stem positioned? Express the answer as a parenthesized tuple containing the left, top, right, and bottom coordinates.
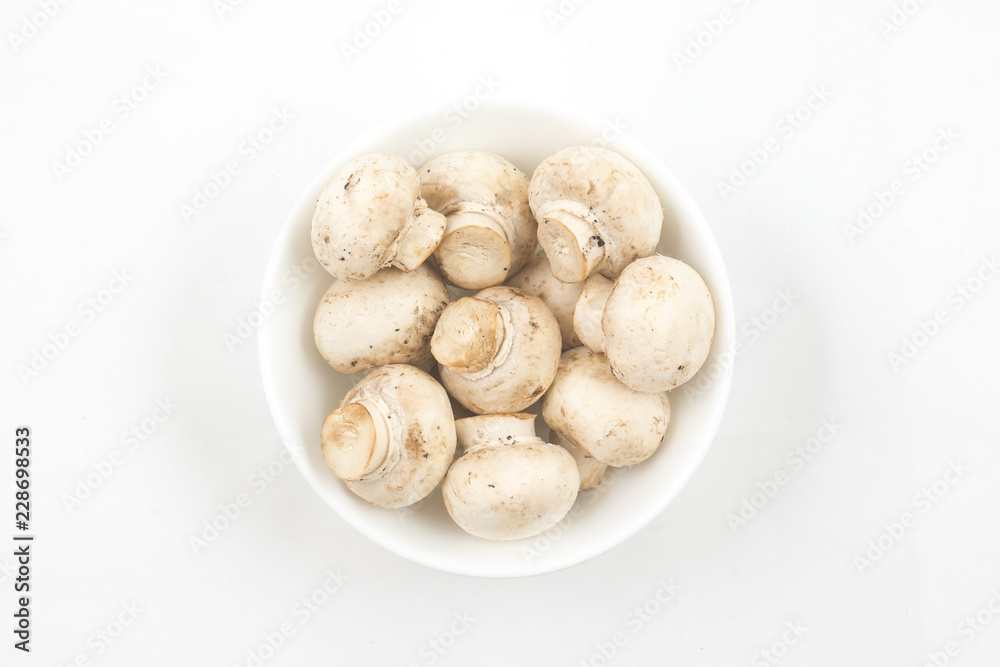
(537, 202, 605, 283)
(574, 274, 614, 354)
(455, 413, 539, 450)
(430, 297, 506, 374)
(392, 200, 447, 272)
(321, 400, 390, 482)
(434, 203, 513, 289)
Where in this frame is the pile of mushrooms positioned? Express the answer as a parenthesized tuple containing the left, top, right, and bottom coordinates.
(309, 146, 716, 542)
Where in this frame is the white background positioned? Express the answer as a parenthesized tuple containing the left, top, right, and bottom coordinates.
(3, 0, 1000, 665)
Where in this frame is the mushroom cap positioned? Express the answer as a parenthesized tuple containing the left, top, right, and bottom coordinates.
(314, 264, 450, 374)
(505, 247, 584, 349)
(541, 347, 670, 467)
(312, 153, 446, 282)
(435, 286, 562, 414)
(442, 414, 579, 540)
(603, 255, 715, 392)
(421, 151, 537, 289)
(330, 364, 456, 508)
(550, 430, 607, 491)
(529, 146, 663, 282)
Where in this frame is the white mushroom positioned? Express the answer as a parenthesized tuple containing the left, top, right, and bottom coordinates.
(314, 264, 450, 374)
(549, 430, 607, 490)
(505, 248, 584, 349)
(312, 153, 447, 282)
(529, 145, 663, 283)
(420, 151, 536, 289)
(431, 286, 561, 415)
(443, 413, 579, 540)
(321, 364, 456, 508)
(541, 347, 670, 467)
(575, 255, 716, 392)
(571, 273, 614, 354)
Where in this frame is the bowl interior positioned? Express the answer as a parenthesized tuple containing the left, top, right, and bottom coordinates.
(259, 104, 734, 577)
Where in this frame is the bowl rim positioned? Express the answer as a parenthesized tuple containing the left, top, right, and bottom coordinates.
(258, 100, 735, 578)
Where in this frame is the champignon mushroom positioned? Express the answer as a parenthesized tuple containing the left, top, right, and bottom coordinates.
(320, 364, 456, 508)
(529, 146, 663, 283)
(431, 286, 561, 414)
(549, 430, 607, 490)
(442, 413, 579, 540)
(571, 273, 614, 354)
(419, 151, 536, 289)
(574, 255, 715, 392)
(314, 264, 450, 374)
(505, 247, 584, 349)
(541, 347, 670, 467)
(312, 153, 447, 282)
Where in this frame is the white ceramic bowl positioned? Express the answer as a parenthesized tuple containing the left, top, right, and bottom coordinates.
(259, 104, 734, 578)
